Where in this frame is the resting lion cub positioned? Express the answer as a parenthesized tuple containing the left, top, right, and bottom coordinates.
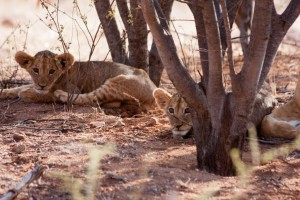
(260, 72, 300, 139)
(154, 86, 276, 138)
(0, 50, 156, 110)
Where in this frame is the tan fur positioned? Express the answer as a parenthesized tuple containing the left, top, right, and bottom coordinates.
(154, 84, 276, 138)
(153, 88, 192, 137)
(260, 72, 300, 139)
(1, 50, 157, 110)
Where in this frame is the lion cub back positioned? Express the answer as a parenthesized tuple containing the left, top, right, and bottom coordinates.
(55, 61, 157, 110)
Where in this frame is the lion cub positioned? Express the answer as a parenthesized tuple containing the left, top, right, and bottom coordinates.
(153, 88, 192, 138)
(154, 86, 277, 139)
(260, 72, 300, 139)
(0, 50, 156, 110)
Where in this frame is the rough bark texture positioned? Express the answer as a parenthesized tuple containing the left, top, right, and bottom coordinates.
(94, 0, 127, 64)
(149, 0, 174, 86)
(129, 0, 148, 69)
(188, 0, 209, 88)
(116, 0, 148, 70)
(218, 0, 242, 51)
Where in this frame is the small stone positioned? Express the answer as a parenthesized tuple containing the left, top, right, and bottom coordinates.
(11, 144, 26, 154)
(13, 133, 26, 142)
(89, 121, 106, 128)
(145, 117, 159, 126)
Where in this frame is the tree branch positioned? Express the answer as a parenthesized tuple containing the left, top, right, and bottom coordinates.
(127, 0, 148, 69)
(258, 0, 300, 88)
(140, 0, 207, 112)
(149, 0, 174, 86)
(199, 0, 225, 127)
(94, 0, 128, 63)
(188, 0, 209, 88)
(116, 0, 131, 32)
(219, 0, 237, 82)
(240, 0, 273, 92)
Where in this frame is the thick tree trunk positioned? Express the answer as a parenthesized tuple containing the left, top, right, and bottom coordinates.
(94, 0, 128, 63)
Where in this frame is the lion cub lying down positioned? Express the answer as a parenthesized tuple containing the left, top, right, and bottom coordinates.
(154, 86, 276, 138)
(260, 72, 300, 139)
(0, 50, 156, 111)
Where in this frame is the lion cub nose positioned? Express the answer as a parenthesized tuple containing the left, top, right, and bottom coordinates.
(175, 124, 182, 129)
(38, 83, 47, 89)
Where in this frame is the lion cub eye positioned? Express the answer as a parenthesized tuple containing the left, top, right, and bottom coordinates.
(32, 68, 39, 74)
(168, 107, 175, 114)
(49, 69, 56, 75)
(184, 107, 191, 114)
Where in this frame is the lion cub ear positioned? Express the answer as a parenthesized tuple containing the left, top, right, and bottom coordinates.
(15, 51, 34, 69)
(55, 53, 75, 70)
(153, 88, 172, 110)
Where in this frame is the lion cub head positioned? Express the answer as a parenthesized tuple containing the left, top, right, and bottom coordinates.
(15, 50, 74, 93)
(153, 88, 192, 138)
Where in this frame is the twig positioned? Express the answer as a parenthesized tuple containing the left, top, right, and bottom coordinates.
(14, 125, 82, 132)
(246, 137, 292, 145)
(0, 165, 47, 200)
(219, 0, 236, 78)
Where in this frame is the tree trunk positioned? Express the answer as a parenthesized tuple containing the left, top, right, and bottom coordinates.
(94, 0, 128, 64)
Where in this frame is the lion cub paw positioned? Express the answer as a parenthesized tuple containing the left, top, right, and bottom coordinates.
(54, 90, 69, 102)
(19, 88, 38, 102)
(0, 91, 19, 99)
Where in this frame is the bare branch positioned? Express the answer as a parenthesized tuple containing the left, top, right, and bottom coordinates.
(281, 0, 300, 33)
(0, 165, 47, 200)
(94, 0, 128, 63)
(258, 0, 300, 88)
(219, 0, 236, 80)
(188, 0, 209, 88)
(140, 0, 207, 112)
(199, 0, 225, 126)
(240, 0, 273, 91)
(127, 0, 148, 69)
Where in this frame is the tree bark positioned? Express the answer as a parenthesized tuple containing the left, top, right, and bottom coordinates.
(188, 0, 209, 88)
(128, 0, 148, 69)
(94, 0, 128, 64)
(116, 0, 148, 70)
(149, 0, 174, 86)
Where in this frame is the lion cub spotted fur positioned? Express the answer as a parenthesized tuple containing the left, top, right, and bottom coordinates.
(0, 50, 156, 111)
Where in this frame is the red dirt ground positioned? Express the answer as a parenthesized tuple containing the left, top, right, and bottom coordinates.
(1, 54, 300, 200)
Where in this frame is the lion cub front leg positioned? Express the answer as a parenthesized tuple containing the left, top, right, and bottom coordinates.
(19, 88, 56, 103)
(0, 85, 33, 100)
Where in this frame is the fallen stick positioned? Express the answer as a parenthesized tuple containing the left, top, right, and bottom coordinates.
(0, 165, 47, 200)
